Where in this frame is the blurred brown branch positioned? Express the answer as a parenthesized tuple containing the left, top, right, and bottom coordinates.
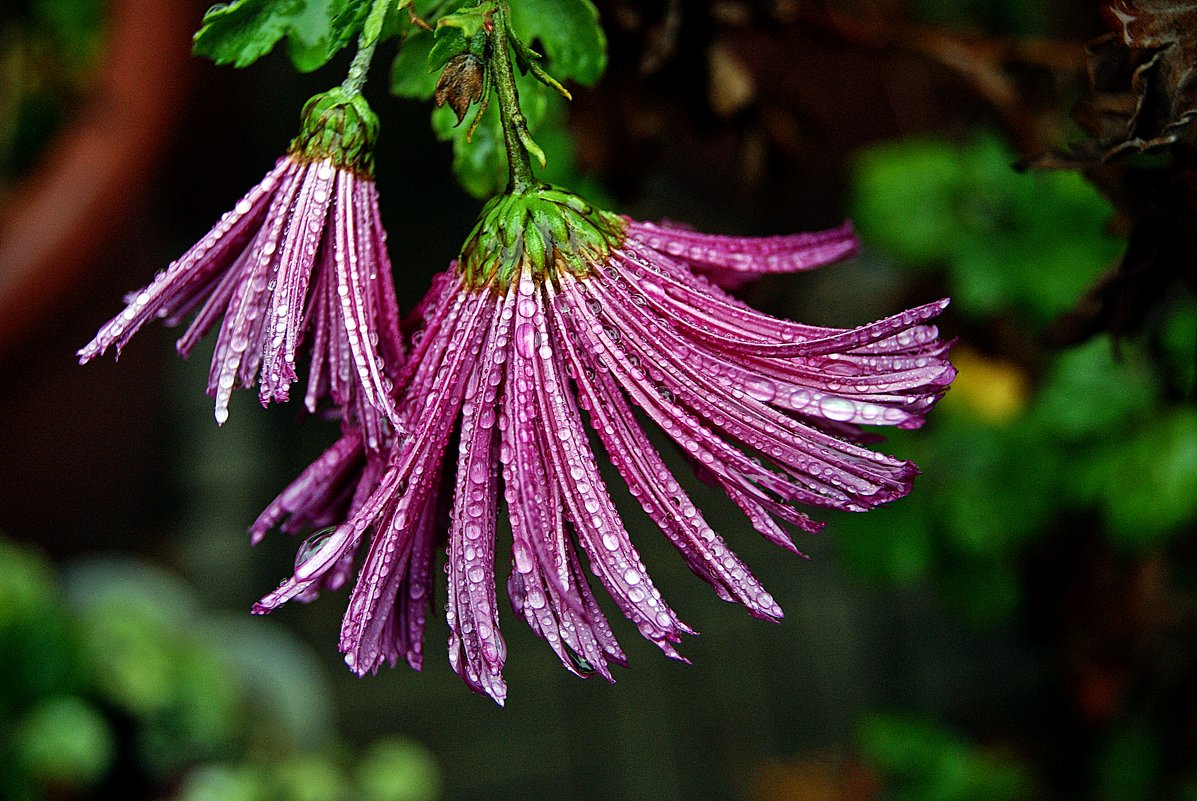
(0, 0, 195, 359)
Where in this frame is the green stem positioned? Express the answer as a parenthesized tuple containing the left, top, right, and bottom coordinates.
(489, 2, 540, 194)
(341, 0, 393, 97)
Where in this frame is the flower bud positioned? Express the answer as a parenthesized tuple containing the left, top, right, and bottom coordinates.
(289, 88, 380, 175)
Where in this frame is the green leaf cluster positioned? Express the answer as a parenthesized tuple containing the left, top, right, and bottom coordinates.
(193, 0, 372, 72)
(0, 537, 443, 801)
(839, 133, 1197, 622)
(853, 135, 1122, 328)
(1, 1, 106, 185)
(173, 736, 442, 801)
(391, 0, 607, 196)
(835, 320, 1197, 623)
(860, 714, 1033, 801)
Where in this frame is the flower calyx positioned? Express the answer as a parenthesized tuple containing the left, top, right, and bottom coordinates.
(288, 87, 380, 175)
(458, 186, 625, 291)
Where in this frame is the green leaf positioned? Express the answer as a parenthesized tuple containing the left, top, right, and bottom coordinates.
(1031, 337, 1158, 442)
(389, 0, 474, 98)
(1160, 296, 1197, 397)
(509, 0, 607, 85)
(14, 697, 115, 792)
(355, 737, 442, 801)
(0, 538, 83, 717)
(1096, 722, 1162, 801)
(860, 714, 1032, 801)
(853, 139, 964, 267)
(428, 27, 468, 72)
(832, 500, 936, 585)
(193, 0, 367, 73)
(391, 31, 439, 98)
(852, 135, 1122, 328)
(1086, 409, 1197, 548)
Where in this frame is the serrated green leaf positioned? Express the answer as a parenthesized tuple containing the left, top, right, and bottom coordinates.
(193, 0, 366, 73)
(509, 0, 607, 85)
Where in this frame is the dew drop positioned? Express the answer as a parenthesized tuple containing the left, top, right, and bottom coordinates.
(295, 526, 337, 569)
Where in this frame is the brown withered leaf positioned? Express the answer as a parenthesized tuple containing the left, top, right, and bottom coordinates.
(1032, 0, 1197, 167)
(435, 53, 485, 125)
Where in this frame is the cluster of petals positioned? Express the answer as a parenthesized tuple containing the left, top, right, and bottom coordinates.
(253, 214, 955, 705)
(79, 155, 404, 448)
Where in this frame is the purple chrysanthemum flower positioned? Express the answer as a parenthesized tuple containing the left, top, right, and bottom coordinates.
(79, 90, 404, 445)
(254, 187, 955, 704)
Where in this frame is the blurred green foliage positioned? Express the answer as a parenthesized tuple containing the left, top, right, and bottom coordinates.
(910, 0, 1048, 35)
(0, 0, 106, 189)
(391, 0, 606, 198)
(854, 136, 1123, 327)
(845, 134, 1197, 625)
(859, 714, 1032, 801)
(0, 537, 442, 801)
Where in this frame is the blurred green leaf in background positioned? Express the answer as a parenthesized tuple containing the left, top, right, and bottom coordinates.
(0, 537, 442, 801)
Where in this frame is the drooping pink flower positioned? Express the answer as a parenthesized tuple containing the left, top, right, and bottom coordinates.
(79, 90, 404, 447)
(253, 187, 955, 704)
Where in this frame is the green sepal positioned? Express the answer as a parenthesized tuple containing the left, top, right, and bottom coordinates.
(458, 186, 625, 291)
(288, 88, 380, 175)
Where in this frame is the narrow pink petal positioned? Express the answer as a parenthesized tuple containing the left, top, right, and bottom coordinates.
(254, 292, 489, 618)
(552, 292, 784, 621)
(303, 241, 335, 414)
(206, 163, 307, 424)
(338, 293, 492, 673)
(627, 219, 859, 281)
(521, 277, 691, 654)
(359, 179, 406, 375)
(259, 159, 336, 406)
(577, 276, 914, 514)
(332, 172, 404, 434)
(78, 158, 293, 363)
(446, 299, 509, 703)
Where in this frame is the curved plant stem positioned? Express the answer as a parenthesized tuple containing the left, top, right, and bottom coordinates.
(488, 3, 541, 194)
(342, 0, 394, 97)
